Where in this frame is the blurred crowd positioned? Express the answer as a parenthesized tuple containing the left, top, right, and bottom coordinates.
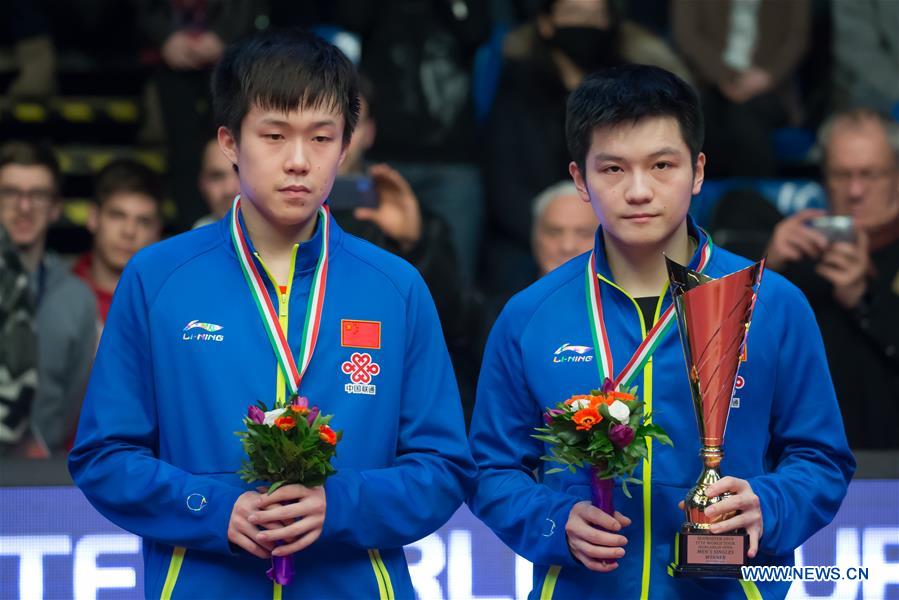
(1, 0, 897, 459)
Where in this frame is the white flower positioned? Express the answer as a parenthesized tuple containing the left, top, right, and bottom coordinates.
(568, 399, 591, 411)
(263, 407, 287, 426)
(608, 400, 630, 424)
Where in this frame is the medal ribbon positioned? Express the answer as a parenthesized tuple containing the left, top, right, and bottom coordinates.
(230, 196, 329, 400)
(585, 237, 712, 390)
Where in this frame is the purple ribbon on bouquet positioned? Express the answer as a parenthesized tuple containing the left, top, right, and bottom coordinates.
(266, 546, 295, 586)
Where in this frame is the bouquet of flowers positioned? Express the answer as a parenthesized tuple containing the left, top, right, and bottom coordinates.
(236, 394, 341, 585)
(533, 380, 672, 517)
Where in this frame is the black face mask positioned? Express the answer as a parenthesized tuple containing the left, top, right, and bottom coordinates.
(550, 26, 618, 72)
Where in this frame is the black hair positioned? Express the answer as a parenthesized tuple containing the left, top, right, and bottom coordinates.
(0, 141, 62, 194)
(211, 28, 360, 146)
(565, 64, 704, 174)
(94, 159, 165, 210)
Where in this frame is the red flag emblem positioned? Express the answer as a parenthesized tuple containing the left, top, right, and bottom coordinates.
(341, 319, 381, 349)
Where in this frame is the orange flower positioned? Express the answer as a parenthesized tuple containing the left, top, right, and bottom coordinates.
(572, 407, 602, 431)
(290, 405, 310, 416)
(608, 390, 635, 402)
(319, 425, 337, 445)
(274, 416, 296, 431)
(564, 394, 591, 406)
(589, 394, 616, 409)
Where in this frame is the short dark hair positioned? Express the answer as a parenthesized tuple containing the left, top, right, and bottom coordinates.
(211, 29, 360, 146)
(0, 141, 62, 194)
(565, 65, 704, 174)
(94, 159, 165, 211)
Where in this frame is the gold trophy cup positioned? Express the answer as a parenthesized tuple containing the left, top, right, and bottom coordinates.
(666, 257, 764, 578)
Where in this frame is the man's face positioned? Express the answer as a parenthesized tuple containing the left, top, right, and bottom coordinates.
(219, 102, 347, 229)
(824, 120, 899, 234)
(570, 116, 704, 251)
(0, 164, 60, 250)
(199, 139, 240, 219)
(533, 191, 599, 275)
(89, 192, 162, 272)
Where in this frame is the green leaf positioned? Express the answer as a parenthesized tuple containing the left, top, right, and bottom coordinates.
(267, 480, 286, 494)
(545, 467, 565, 475)
(639, 423, 673, 446)
(598, 403, 612, 421)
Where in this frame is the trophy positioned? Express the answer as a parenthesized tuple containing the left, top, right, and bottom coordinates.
(666, 256, 764, 578)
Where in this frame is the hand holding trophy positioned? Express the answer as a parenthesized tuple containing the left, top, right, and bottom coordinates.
(666, 256, 764, 578)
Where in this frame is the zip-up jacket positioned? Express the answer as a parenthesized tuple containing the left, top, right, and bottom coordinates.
(468, 218, 855, 599)
(69, 209, 475, 599)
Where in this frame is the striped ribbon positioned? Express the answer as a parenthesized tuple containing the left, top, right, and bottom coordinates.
(585, 238, 712, 390)
(230, 196, 329, 400)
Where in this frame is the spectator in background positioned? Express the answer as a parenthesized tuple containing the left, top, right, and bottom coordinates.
(334, 0, 492, 283)
(73, 160, 164, 331)
(766, 108, 899, 449)
(4, 0, 56, 97)
(137, 0, 266, 230)
(532, 180, 598, 277)
(483, 0, 693, 296)
(0, 224, 38, 455)
(832, 0, 899, 114)
(672, 0, 810, 177)
(332, 78, 478, 424)
(0, 142, 96, 457)
(193, 137, 241, 228)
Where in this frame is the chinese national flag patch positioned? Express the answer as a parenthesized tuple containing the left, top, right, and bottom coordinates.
(341, 319, 381, 349)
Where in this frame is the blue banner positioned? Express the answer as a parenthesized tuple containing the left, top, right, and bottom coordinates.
(1, 481, 897, 599)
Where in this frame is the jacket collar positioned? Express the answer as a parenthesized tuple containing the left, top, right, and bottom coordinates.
(591, 214, 710, 283)
(222, 199, 343, 280)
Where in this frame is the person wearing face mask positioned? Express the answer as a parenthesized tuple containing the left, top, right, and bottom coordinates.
(481, 0, 692, 298)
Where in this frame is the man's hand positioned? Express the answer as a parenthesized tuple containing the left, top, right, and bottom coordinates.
(250, 485, 327, 556)
(161, 31, 202, 70)
(354, 164, 422, 252)
(192, 31, 225, 66)
(765, 209, 829, 272)
(816, 231, 870, 309)
(702, 477, 764, 559)
(566, 501, 631, 572)
(720, 67, 774, 103)
(228, 491, 275, 559)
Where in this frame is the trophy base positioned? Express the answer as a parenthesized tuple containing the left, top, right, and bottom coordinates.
(668, 529, 749, 579)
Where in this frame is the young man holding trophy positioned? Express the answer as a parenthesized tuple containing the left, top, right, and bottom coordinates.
(468, 65, 855, 598)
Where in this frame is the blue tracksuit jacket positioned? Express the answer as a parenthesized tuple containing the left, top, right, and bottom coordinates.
(468, 218, 855, 599)
(69, 209, 475, 599)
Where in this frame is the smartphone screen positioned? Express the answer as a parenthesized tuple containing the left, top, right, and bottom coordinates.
(328, 175, 378, 211)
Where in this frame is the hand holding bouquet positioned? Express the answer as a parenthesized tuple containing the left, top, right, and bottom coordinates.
(236, 395, 341, 585)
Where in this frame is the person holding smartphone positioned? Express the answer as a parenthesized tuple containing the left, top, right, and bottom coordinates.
(765, 108, 899, 449)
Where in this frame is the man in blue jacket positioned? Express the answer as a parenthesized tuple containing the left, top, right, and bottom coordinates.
(69, 30, 475, 599)
(467, 65, 855, 599)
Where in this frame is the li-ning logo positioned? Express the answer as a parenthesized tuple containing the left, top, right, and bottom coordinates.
(182, 320, 224, 342)
(552, 343, 594, 364)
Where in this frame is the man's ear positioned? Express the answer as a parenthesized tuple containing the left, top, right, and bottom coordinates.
(569, 161, 591, 204)
(218, 126, 239, 171)
(692, 152, 706, 196)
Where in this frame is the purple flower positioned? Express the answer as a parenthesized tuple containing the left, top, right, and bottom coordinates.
(247, 405, 265, 424)
(306, 406, 320, 426)
(292, 396, 309, 409)
(610, 423, 635, 449)
(543, 409, 564, 425)
(601, 378, 615, 394)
